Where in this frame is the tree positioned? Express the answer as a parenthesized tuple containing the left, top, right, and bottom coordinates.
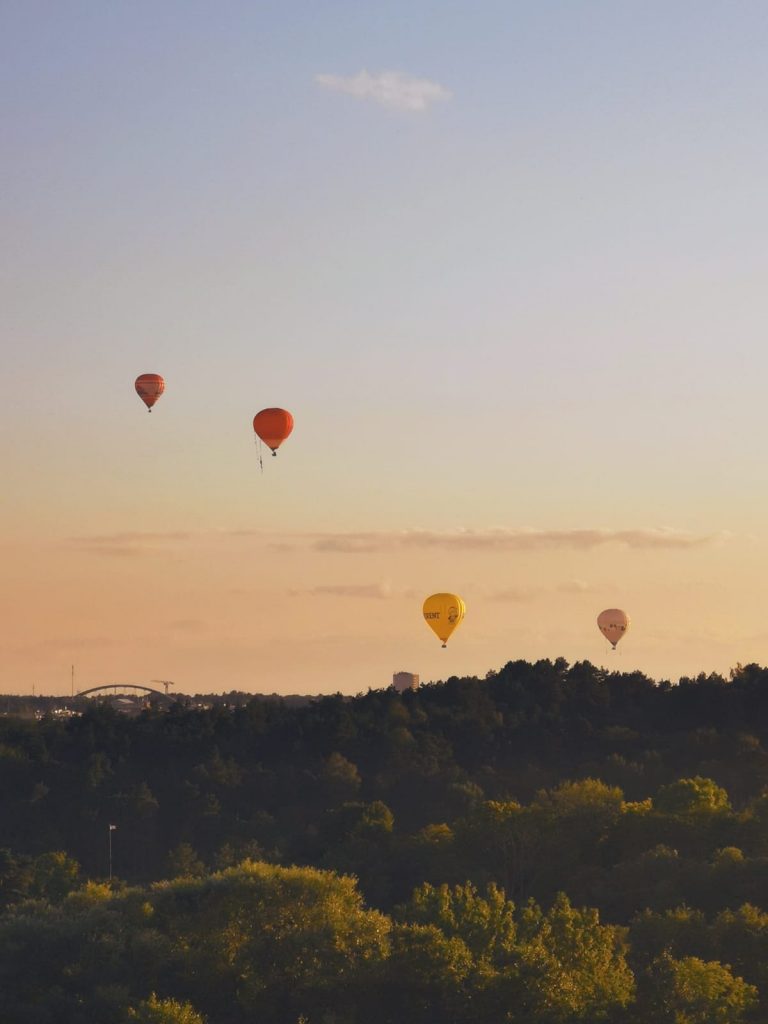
(711, 903, 768, 995)
(30, 851, 80, 902)
(655, 778, 731, 817)
(534, 778, 624, 820)
(149, 861, 390, 1022)
(403, 881, 516, 965)
(165, 844, 204, 879)
(455, 801, 545, 904)
(127, 993, 205, 1024)
(321, 752, 361, 804)
(629, 905, 711, 968)
(381, 923, 474, 1024)
(518, 893, 635, 1021)
(638, 953, 757, 1023)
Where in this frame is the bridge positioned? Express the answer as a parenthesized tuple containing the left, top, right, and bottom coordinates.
(75, 683, 172, 703)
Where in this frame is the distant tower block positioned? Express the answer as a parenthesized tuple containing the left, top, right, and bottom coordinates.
(392, 671, 419, 693)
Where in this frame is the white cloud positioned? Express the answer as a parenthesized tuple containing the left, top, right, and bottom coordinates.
(315, 70, 451, 112)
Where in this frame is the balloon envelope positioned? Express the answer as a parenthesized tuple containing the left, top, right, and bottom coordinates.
(135, 374, 165, 411)
(423, 593, 466, 647)
(597, 608, 630, 648)
(253, 408, 294, 453)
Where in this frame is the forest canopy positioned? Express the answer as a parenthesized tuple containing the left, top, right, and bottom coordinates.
(3, 658, 768, 1021)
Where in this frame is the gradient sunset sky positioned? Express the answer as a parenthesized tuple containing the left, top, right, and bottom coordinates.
(3, 1, 768, 695)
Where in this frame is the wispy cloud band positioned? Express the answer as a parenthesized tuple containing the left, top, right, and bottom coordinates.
(69, 526, 727, 558)
(70, 531, 193, 558)
(315, 70, 451, 111)
(305, 527, 727, 554)
(288, 582, 417, 600)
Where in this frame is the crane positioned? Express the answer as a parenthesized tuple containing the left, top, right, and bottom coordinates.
(151, 680, 176, 697)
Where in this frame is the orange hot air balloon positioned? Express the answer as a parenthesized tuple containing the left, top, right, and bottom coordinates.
(135, 374, 165, 412)
(253, 408, 294, 455)
(597, 608, 630, 649)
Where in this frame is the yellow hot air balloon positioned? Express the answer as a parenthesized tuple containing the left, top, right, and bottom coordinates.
(423, 593, 466, 648)
(597, 608, 630, 649)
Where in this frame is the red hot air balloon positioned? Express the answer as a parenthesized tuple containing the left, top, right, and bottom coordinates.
(135, 374, 165, 412)
(253, 408, 294, 455)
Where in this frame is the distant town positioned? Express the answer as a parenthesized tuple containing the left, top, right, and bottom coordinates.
(0, 672, 421, 718)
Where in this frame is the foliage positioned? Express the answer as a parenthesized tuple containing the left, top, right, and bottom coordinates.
(127, 993, 206, 1023)
(2, 660, 768, 1018)
(517, 893, 635, 1021)
(637, 953, 757, 1023)
(655, 777, 732, 817)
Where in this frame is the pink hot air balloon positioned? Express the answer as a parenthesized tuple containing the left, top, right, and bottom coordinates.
(597, 609, 630, 649)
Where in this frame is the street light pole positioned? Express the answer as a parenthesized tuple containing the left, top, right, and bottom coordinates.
(108, 824, 117, 881)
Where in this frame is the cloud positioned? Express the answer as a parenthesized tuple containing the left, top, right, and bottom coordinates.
(289, 582, 416, 600)
(69, 526, 727, 560)
(12, 635, 119, 656)
(489, 586, 541, 603)
(75, 532, 192, 544)
(305, 527, 727, 554)
(70, 529, 274, 557)
(291, 579, 595, 604)
(70, 531, 193, 557)
(315, 70, 451, 111)
(487, 580, 593, 603)
(558, 579, 592, 594)
(167, 619, 208, 633)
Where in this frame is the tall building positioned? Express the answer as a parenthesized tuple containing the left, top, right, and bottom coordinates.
(392, 671, 419, 693)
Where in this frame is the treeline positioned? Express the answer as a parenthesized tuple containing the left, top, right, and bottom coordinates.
(3, 860, 759, 1024)
(4, 658, 768, 1019)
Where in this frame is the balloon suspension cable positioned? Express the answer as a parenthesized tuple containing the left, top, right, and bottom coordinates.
(255, 436, 263, 474)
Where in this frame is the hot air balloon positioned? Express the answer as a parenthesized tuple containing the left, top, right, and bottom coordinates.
(253, 408, 294, 455)
(135, 374, 165, 412)
(597, 608, 630, 649)
(423, 593, 466, 648)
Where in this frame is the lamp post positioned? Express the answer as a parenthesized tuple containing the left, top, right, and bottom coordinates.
(108, 824, 117, 881)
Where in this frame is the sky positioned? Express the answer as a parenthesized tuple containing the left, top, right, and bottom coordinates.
(2, 1, 768, 696)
